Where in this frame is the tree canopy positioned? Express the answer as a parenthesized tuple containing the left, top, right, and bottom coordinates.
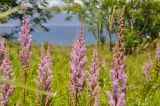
(63, 0, 160, 51)
(0, 0, 60, 38)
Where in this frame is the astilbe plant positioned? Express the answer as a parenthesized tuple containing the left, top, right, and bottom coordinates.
(154, 43, 160, 81)
(19, 5, 32, 75)
(140, 43, 160, 105)
(0, 37, 5, 53)
(88, 48, 100, 106)
(106, 6, 127, 106)
(19, 5, 32, 104)
(142, 54, 153, 81)
(0, 37, 5, 65)
(35, 44, 52, 106)
(155, 44, 160, 61)
(0, 49, 14, 106)
(68, 25, 87, 106)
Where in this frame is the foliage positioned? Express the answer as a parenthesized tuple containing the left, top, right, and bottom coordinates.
(124, 0, 160, 53)
(63, 0, 118, 49)
(63, 0, 160, 52)
(0, 0, 60, 38)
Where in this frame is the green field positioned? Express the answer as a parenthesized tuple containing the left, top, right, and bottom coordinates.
(2, 41, 159, 106)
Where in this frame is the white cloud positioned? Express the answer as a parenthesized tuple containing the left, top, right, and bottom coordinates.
(48, 0, 64, 7)
(48, 0, 82, 8)
(75, 0, 82, 4)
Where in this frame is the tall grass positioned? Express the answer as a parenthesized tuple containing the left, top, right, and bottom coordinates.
(0, 40, 158, 106)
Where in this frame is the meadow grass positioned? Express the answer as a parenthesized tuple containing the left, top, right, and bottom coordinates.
(3, 41, 160, 106)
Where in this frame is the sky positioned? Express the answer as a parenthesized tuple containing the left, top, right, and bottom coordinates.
(48, 0, 63, 7)
(46, 0, 82, 26)
(48, 0, 82, 7)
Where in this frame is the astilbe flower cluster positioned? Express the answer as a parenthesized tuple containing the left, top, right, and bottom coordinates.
(19, 6, 32, 75)
(68, 25, 87, 106)
(155, 44, 160, 61)
(154, 43, 160, 81)
(35, 44, 52, 106)
(142, 54, 153, 81)
(19, 5, 32, 104)
(88, 48, 100, 106)
(0, 37, 5, 65)
(0, 49, 14, 106)
(0, 37, 5, 53)
(106, 6, 127, 106)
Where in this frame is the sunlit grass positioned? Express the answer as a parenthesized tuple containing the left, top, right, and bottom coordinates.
(1, 41, 159, 105)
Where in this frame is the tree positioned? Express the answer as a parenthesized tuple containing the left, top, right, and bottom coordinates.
(63, 0, 105, 48)
(124, 0, 160, 53)
(63, 0, 125, 50)
(0, 0, 60, 38)
(63, 0, 160, 52)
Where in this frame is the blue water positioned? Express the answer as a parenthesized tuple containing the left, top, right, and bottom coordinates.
(0, 25, 96, 45)
(33, 26, 96, 45)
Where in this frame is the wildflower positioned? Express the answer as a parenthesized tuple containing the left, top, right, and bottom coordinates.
(0, 37, 5, 65)
(106, 91, 115, 106)
(0, 37, 5, 53)
(0, 49, 14, 106)
(19, 5, 32, 73)
(19, 5, 32, 104)
(88, 48, 100, 106)
(94, 90, 100, 106)
(68, 25, 87, 106)
(35, 44, 52, 106)
(155, 44, 160, 61)
(106, 6, 127, 106)
(142, 54, 153, 81)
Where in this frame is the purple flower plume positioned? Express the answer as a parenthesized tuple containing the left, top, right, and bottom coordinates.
(155, 44, 160, 61)
(0, 37, 5, 53)
(0, 49, 14, 106)
(19, 6, 32, 72)
(35, 44, 52, 106)
(0, 37, 5, 65)
(19, 5, 32, 104)
(68, 25, 87, 105)
(142, 54, 153, 81)
(88, 48, 100, 106)
(107, 6, 127, 106)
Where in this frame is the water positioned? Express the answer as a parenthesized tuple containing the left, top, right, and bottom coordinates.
(0, 25, 96, 45)
(0, 13, 117, 45)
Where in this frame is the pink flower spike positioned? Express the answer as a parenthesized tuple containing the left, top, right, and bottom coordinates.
(88, 48, 100, 106)
(35, 44, 52, 106)
(68, 25, 87, 105)
(0, 49, 14, 106)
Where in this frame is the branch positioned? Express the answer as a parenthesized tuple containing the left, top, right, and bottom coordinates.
(0, 6, 21, 19)
(139, 18, 148, 36)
